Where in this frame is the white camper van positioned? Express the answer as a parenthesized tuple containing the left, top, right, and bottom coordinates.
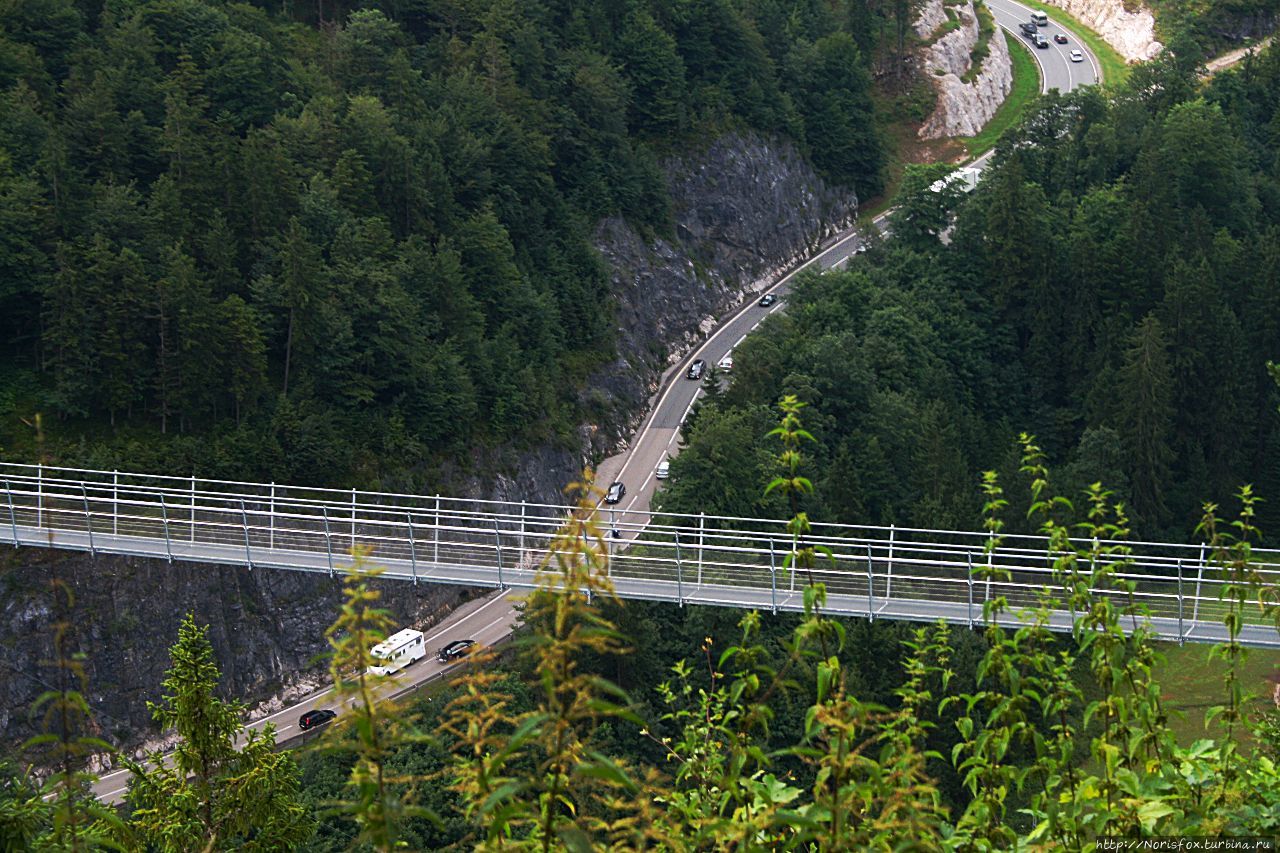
(367, 628, 426, 676)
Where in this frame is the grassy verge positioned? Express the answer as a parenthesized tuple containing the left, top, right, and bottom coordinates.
(1018, 0, 1130, 85)
(1152, 641, 1280, 748)
(962, 2, 998, 84)
(961, 32, 1042, 158)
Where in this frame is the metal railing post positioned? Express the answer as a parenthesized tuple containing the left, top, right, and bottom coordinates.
(494, 519, 504, 590)
(113, 470, 118, 536)
(322, 506, 334, 577)
(239, 499, 252, 569)
(985, 545, 994, 606)
(674, 532, 683, 607)
(406, 512, 417, 585)
(190, 475, 196, 543)
(1177, 558, 1184, 645)
(1192, 543, 1206, 628)
(81, 483, 95, 556)
(967, 552, 974, 628)
(269, 482, 275, 550)
(769, 538, 777, 614)
(519, 500, 526, 562)
(350, 488, 357, 551)
(433, 495, 440, 565)
(4, 480, 17, 547)
(37, 463, 42, 529)
(886, 524, 895, 600)
(160, 493, 173, 563)
(607, 508, 616, 567)
(866, 543, 874, 620)
(697, 512, 705, 586)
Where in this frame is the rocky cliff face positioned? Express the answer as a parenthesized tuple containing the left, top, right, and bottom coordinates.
(1045, 0, 1162, 61)
(586, 132, 858, 448)
(917, 0, 1014, 139)
(1, 130, 857, 761)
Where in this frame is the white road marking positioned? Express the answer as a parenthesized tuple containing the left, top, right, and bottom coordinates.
(735, 334, 747, 346)
(610, 223, 868, 491)
(679, 391, 700, 425)
(769, 303, 784, 314)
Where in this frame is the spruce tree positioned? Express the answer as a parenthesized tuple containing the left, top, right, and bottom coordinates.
(122, 614, 313, 851)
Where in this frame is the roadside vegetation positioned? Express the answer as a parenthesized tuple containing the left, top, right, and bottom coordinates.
(963, 32, 1043, 156)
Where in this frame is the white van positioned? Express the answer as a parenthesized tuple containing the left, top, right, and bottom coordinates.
(1031, 11, 1048, 25)
(367, 628, 426, 676)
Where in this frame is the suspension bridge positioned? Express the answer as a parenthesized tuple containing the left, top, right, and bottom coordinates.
(3, 462, 1278, 647)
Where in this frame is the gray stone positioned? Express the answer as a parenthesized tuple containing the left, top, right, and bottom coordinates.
(918, 0, 1015, 139)
(585, 131, 858, 449)
(1043, 0, 1162, 61)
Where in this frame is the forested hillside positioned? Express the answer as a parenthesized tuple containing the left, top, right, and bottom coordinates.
(0, 0, 887, 484)
(669, 46, 1280, 541)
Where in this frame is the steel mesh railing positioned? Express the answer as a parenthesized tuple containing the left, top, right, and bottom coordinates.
(3, 462, 1279, 647)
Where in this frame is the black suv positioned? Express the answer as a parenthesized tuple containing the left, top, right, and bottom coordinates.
(687, 359, 706, 380)
(605, 481, 626, 504)
(1020, 22, 1038, 36)
(299, 708, 337, 730)
(437, 639, 476, 662)
(758, 293, 778, 307)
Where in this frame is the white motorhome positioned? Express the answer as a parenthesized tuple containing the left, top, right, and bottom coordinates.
(367, 628, 426, 676)
(929, 166, 981, 194)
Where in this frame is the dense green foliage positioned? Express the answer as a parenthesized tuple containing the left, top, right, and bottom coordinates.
(121, 614, 314, 850)
(1145, 0, 1280, 57)
(6, 395, 1280, 848)
(671, 45, 1280, 541)
(0, 0, 890, 484)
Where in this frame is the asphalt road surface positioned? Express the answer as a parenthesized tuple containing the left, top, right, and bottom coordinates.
(91, 591, 522, 804)
(985, 0, 1101, 92)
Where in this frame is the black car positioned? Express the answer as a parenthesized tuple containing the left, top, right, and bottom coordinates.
(758, 293, 778, 307)
(687, 359, 706, 380)
(1019, 22, 1038, 36)
(437, 639, 476, 662)
(1053, 33, 1068, 43)
(605, 481, 626, 504)
(299, 708, 337, 730)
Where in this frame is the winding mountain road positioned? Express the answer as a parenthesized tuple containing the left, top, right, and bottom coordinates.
(90, 8, 1103, 804)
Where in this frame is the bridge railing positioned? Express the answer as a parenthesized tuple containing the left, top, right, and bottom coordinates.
(3, 462, 1279, 645)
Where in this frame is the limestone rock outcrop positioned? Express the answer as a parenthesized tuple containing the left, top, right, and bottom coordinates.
(1044, 0, 1162, 61)
(918, 0, 1014, 139)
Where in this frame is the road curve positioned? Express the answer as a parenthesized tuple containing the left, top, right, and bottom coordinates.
(986, 0, 1101, 91)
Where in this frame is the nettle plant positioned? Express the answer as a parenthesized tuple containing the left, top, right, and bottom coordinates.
(427, 402, 1280, 851)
